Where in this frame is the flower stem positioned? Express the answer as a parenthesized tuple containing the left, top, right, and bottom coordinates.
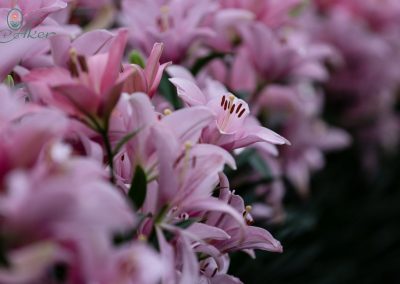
(100, 129, 115, 184)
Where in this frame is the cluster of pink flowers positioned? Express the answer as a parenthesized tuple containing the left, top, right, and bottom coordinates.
(301, 0, 400, 170)
(0, 0, 399, 283)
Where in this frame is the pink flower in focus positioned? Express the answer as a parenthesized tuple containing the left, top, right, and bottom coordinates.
(168, 67, 290, 151)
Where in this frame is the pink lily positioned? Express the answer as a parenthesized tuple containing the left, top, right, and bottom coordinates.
(258, 85, 351, 195)
(23, 29, 133, 126)
(202, 174, 283, 254)
(0, 86, 68, 186)
(219, 0, 302, 29)
(50, 29, 118, 68)
(110, 92, 216, 186)
(0, 149, 136, 283)
(120, 0, 217, 63)
(123, 43, 171, 97)
(168, 68, 290, 151)
(105, 243, 163, 284)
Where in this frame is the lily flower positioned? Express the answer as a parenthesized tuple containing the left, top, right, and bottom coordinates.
(24, 29, 133, 127)
(168, 69, 290, 151)
(120, 0, 217, 63)
(123, 43, 171, 97)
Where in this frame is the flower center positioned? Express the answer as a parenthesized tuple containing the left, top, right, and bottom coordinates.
(157, 5, 173, 32)
(68, 48, 89, 78)
(219, 94, 247, 132)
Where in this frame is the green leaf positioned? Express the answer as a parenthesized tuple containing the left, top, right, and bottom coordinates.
(51, 263, 68, 283)
(158, 73, 182, 109)
(3, 75, 14, 88)
(129, 50, 145, 68)
(113, 227, 136, 246)
(174, 218, 199, 229)
(190, 52, 228, 76)
(162, 218, 200, 242)
(129, 166, 147, 209)
(249, 151, 272, 179)
(112, 127, 143, 156)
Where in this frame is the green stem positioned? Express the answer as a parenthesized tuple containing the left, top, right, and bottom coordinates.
(100, 129, 115, 184)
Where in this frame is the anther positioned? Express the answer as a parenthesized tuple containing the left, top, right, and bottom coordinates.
(77, 55, 88, 73)
(138, 234, 147, 241)
(185, 141, 192, 150)
(192, 156, 197, 168)
(230, 104, 235, 114)
(159, 5, 171, 31)
(163, 108, 172, 116)
(68, 48, 80, 77)
(236, 103, 243, 114)
(160, 5, 170, 14)
(223, 100, 228, 110)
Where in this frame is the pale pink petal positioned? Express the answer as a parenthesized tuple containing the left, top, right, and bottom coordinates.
(169, 78, 207, 106)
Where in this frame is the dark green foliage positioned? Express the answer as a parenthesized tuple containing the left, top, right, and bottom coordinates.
(158, 73, 182, 109)
(190, 52, 227, 76)
(230, 148, 400, 284)
(129, 166, 147, 209)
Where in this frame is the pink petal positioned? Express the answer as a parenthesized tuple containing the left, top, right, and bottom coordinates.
(169, 78, 207, 106)
(162, 106, 215, 143)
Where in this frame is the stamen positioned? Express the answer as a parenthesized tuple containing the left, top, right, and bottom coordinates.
(173, 152, 185, 168)
(245, 205, 252, 213)
(159, 5, 171, 31)
(160, 5, 170, 14)
(163, 108, 172, 116)
(192, 156, 197, 168)
(178, 141, 193, 184)
(185, 141, 192, 151)
(243, 205, 253, 225)
(220, 93, 239, 131)
(77, 55, 88, 73)
(230, 104, 235, 114)
(236, 103, 243, 114)
(223, 100, 228, 110)
(184, 141, 193, 168)
(138, 234, 147, 241)
(179, 212, 189, 220)
(68, 60, 79, 78)
(69, 48, 78, 61)
(68, 48, 80, 77)
(211, 268, 218, 277)
(220, 95, 226, 107)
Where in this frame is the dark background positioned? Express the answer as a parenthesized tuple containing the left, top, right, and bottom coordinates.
(230, 146, 400, 284)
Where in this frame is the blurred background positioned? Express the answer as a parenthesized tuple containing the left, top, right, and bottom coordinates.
(230, 146, 400, 284)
